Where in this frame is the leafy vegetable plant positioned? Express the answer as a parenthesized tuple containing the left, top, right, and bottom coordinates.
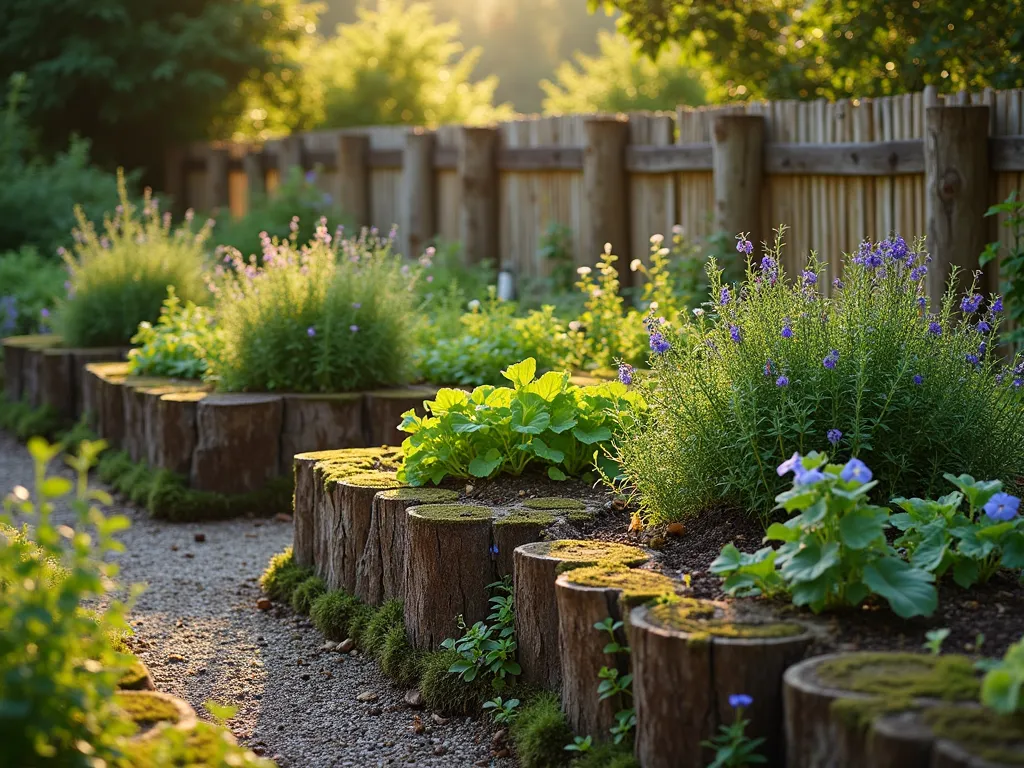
(441, 579, 521, 691)
(711, 452, 938, 619)
(127, 287, 222, 379)
(981, 635, 1024, 715)
(891, 474, 1023, 589)
(398, 357, 643, 485)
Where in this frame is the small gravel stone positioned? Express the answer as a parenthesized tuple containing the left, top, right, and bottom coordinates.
(404, 690, 424, 709)
(194, 532, 206, 543)
(256, 598, 272, 611)
(357, 691, 378, 702)
(338, 638, 355, 653)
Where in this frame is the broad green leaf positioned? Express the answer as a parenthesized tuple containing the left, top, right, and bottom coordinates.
(943, 473, 1003, 512)
(798, 498, 828, 526)
(548, 404, 578, 434)
(1001, 532, 1024, 569)
(449, 413, 486, 434)
(502, 358, 537, 388)
(978, 521, 1016, 541)
(547, 466, 567, 481)
(40, 477, 73, 499)
(838, 508, 887, 549)
(429, 388, 469, 413)
(526, 371, 568, 401)
(27, 437, 60, 464)
(710, 544, 743, 574)
(469, 449, 503, 478)
(790, 572, 832, 612)
(398, 408, 422, 433)
(572, 425, 613, 445)
(511, 398, 551, 434)
(862, 557, 937, 619)
(952, 557, 980, 589)
(764, 523, 799, 543)
(909, 527, 949, 572)
(954, 528, 996, 560)
(888, 512, 914, 531)
(529, 438, 565, 463)
(774, 487, 819, 513)
(981, 669, 1021, 715)
(781, 541, 840, 583)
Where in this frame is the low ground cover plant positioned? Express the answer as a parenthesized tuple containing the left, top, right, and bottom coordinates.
(127, 287, 222, 379)
(441, 578, 520, 691)
(209, 223, 417, 392)
(616, 230, 1024, 524)
(56, 171, 212, 348)
(398, 357, 644, 485)
(0, 246, 66, 336)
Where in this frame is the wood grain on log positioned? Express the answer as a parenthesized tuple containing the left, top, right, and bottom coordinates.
(630, 601, 811, 768)
(146, 390, 207, 475)
(514, 540, 648, 690)
(362, 386, 438, 448)
(355, 487, 459, 606)
(89, 362, 131, 447)
(404, 504, 496, 651)
(279, 393, 365, 476)
(121, 377, 173, 463)
(71, 348, 128, 420)
(190, 393, 283, 494)
(2, 335, 62, 404)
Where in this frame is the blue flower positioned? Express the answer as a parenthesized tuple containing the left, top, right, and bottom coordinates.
(913, 374, 924, 386)
(977, 320, 991, 333)
(735, 235, 753, 255)
(984, 492, 1020, 522)
(910, 266, 927, 281)
(840, 458, 872, 484)
(350, 324, 359, 333)
(823, 350, 839, 370)
(781, 321, 793, 339)
(833, 278, 844, 290)
(801, 270, 818, 286)
(489, 543, 500, 555)
(649, 332, 671, 354)
(307, 326, 316, 337)
(776, 375, 789, 388)
(966, 353, 979, 366)
(720, 287, 731, 306)
(961, 294, 983, 314)
(993, 296, 1004, 313)
(928, 321, 942, 337)
(796, 468, 826, 486)
(777, 452, 803, 477)
(728, 694, 753, 709)
(917, 296, 927, 309)
(618, 363, 634, 385)
(730, 325, 742, 344)
(827, 428, 842, 446)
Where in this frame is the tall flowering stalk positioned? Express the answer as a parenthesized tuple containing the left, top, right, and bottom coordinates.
(614, 226, 1024, 524)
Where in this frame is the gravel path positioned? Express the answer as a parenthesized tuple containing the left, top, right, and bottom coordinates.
(0, 430, 514, 767)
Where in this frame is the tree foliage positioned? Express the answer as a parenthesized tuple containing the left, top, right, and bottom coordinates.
(309, 0, 514, 129)
(541, 30, 707, 114)
(591, 0, 1024, 100)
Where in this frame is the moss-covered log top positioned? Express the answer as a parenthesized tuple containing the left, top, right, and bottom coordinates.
(521, 497, 586, 511)
(87, 360, 133, 380)
(923, 704, 1024, 765)
(115, 690, 191, 725)
(561, 564, 677, 602)
(815, 652, 981, 702)
(495, 509, 557, 527)
(643, 598, 806, 639)
(310, 447, 402, 488)
(376, 487, 459, 503)
(2, 333, 64, 349)
(339, 471, 404, 490)
(407, 503, 495, 523)
(542, 539, 649, 568)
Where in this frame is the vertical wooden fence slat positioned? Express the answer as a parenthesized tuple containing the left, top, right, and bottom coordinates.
(458, 126, 499, 265)
(712, 114, 765, 263)
(204, 146, 230, 214)
(582, 116, 631, 281)
(336, 134, 371, 229)
(242, 151, 265, 215)
(401, 128, 437, 259)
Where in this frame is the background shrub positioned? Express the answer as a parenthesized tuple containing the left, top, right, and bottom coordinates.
(56, 173, 211, 348)
(127, 288, 222, 379)
(617, 231, 1024, 524)
(0, 247, 66, 336)
(210, 225, 417, 393)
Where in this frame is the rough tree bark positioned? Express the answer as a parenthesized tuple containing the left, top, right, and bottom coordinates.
(362, 386, 438, 448)
(190, 393, 283, 494)
(513, 540, 649, 691)
(404, 504, 496, 651)
(145, 390, 207, 475)
(279, 394, 366, 475)
(121, 378, 173, 463)
(90, 363, 131, 448)
(72, 348, 128, 420)
(630, 601, 811, 768)
(39, 349, 74, 419)
(355, 487, 460, 606)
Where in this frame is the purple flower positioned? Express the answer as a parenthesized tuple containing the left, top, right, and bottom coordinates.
(840, 458, 873, 484)
(913, 374, 924, 386)
(720, 287, 731, 306)
(618, 363, 634, 385)
(649, 332, 671, 354)
(827, 428, 842, 446)
(350, 325, 359, 333)
(735, 234, 753, 255)
(966, 353, 979, 366)
(961, 294, 983, 314)
(823, 350, 839, 370)
(352, 302, 362, 309)
(978, 320, 991, 333)
(833, 278, 845, 290)
(781, 321, 793, 339)
(928, 321, 942, 337)
(776, 375, 789, 387)
(307, 326, 316, 337)
(1014, 378, 1023, 389)
(917, 296, 927, 309)
(40, 308, 49, 318)
(729, 694, 753, 709)
(778, 452, 803, 477)
(801, 270, 818, 286)
(729, 325, 742, 344)
(984, 492, 1020, 522)
(796, 468, 826, 486)
(910, 266, 927, 281)
(993, 296, 1004, 313)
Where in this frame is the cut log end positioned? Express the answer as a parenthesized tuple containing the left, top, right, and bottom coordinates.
(521, 496, 586, 511)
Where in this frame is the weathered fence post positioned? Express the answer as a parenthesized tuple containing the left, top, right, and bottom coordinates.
(401, 128, 437, 258)
(336, 133, 371, 228)
(583, 116, 630, 276)
(275, 135, 305, 185)
(711, 114, 765, 257)
(203, 146, 230, 214)
(924, 105, 992, 299)
(458, 126, 499, 264)
(242, 149, 266, 212)
(163, 146, 186, 216)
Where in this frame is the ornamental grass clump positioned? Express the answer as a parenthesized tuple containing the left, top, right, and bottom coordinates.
(56, 170, 212, 347)
(209, 223, 417, 393)
(616, 228, 1024, 524)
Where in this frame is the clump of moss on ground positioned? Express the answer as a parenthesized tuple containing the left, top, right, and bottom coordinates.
(522, 497, 585, 511)
(259, 548, 309, 603)
(510, 692, 573, 768)
(362, 600, 403, 658)
(380, 623, 424, 688)
(115, 691, 185, 725)
(572, 742, 640, 768)
(310, 590, 363, 641)
(290, 576, 326, 615)
(418, 649, 492, 715)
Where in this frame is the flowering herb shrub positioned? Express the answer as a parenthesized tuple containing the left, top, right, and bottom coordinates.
(0, 247, 66, 336)
(416, 291, 576, 387)
(891, 474, 1023, 588)
(127, 287, 223, 380)
(209, 223, 417, 393)
(615, 229, 1024, 523)
(56, 171, 212, 347)
(711, 452, 938, 619)
(398, 358, 643, 485)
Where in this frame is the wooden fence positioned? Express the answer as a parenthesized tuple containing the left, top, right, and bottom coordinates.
(168, 86, 1024, 295)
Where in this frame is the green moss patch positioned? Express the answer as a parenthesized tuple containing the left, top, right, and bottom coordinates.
(545, 539, 648, 567)
(419, 649, 492, 715)
(817, 652, 980, 701)
(310, 590, 362, 642)
(115, 691, 185, 725)
(2, 333, 64, 349)
(567, 511, 596, 524)
(522, 497, 586, 511)
(646, 600, 806, 639)
(290, 575, 327, 615)
(409, 503, 494, 523)
(340, 471, 404, 490)
(495, 510, 557, 527)
(0, 398, 64, 441)
(259, 548, 309, 603)
(380, 623, 424, 688)
(123, 720, 268, 766)
(923, 705, 1024, 765)
(573, 742, 640, 768)
(563, 565, 677, 602)
(510, 692, 573, 768)
(314, 447, 402, 488)
(361, 600, 404, 659)
(377, 487, 459, 503)
(118, 661, 153, 691)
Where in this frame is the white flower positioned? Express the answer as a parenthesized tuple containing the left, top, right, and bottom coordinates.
(657, 247, 670, 257)
(604, 243, 612, 255)
(650, 234, 664, 246)
(468, 299, 481, 311)
(568, 320, 582, 332)
(649, 301, 659, 311)
(693, 308, 705, 317)
(630, 259, 643, 272)
(672, 224, 684, 235)
(577, 266, 592, 276)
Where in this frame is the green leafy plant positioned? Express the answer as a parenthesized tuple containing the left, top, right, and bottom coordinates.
(924, 628, 951, 655)
(0, 246, 67, 336)
(980, 635, 1024, 715)
(483, 696, 521, 725)
(891, 474, 1024, 589)
(700, 694, 766, 767)
(565, 735, 593, 754)
(210, 224, 417, 393)
(980, 192, 1024, 349)
(441, 579, 521, 691)
(593, 616, 635, 745)
(711, 452, 938, 619)
(616, 230, 1024, 524)
(400, 357, 643, 485)
(0, 437, 136, 765)
(56, 170, 212, 348)
(127, 287, 222, 379)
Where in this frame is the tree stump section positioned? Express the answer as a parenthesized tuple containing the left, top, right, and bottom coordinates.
(145, 390, 207, 475)
(355, 487, 459, 606)
(22, 346, 47, 408)
(363, 386, 438, 447)
(492, 510, 555, 579)
(404, 504, 496, 651)
(320, 471, 404, 593)
(784, 652, 982, 768)
(190, 393, 283, 494)
(514, 539, 648, 691)
(72, 347, 128, 419)
(279, 393, 366, 476)
(2, 335, 62, 403)
(555, 564, 677, 739)
(927, 704, 1024, 768)
(87, 362, 131, 446)
(121, 377, 174, 463)
(630, 601, 811, 768)
(293, 449, 344, 570)
(38, 348, 76, 419)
